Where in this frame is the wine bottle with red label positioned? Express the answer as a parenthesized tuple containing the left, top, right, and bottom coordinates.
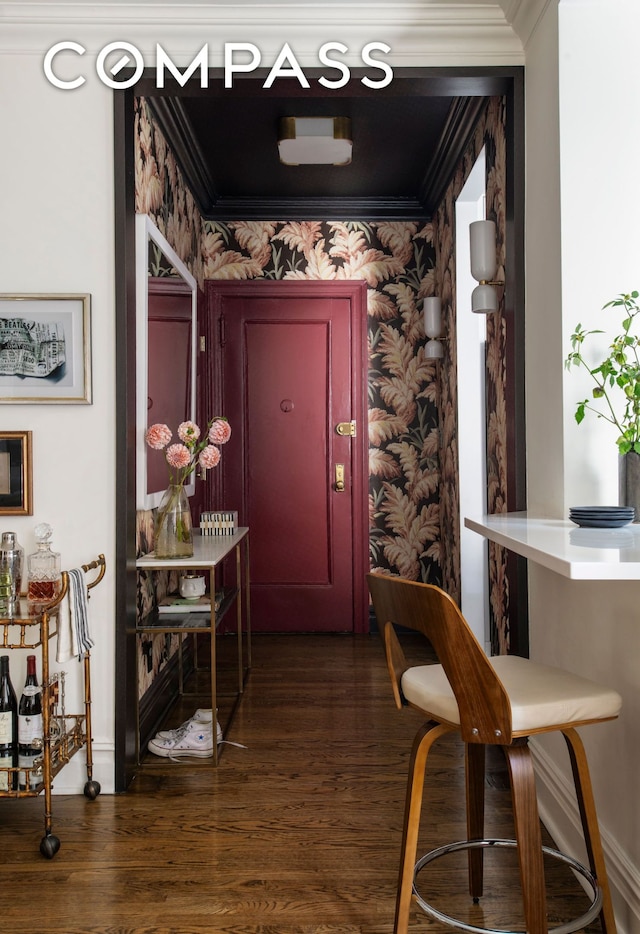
(18, 655, 43, 791)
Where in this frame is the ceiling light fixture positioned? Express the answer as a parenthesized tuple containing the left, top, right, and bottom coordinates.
(278, 117, 352, 166)
(469, 219, 505, 314)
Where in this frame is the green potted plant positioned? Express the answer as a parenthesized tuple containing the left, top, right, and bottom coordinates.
(565, 290, 640, 516)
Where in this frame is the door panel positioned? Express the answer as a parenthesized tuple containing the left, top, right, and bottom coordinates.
(207, 281, 368, 634)
(246, 320, 331, 585)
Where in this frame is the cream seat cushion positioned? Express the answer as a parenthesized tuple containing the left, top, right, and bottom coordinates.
(401, 655, 622, 733)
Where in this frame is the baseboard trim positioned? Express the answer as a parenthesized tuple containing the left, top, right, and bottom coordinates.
(49, 745, 115, 795)
(531, 738, 640, 934)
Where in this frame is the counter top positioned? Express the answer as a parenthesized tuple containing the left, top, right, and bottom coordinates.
(464, 512, 640, 579)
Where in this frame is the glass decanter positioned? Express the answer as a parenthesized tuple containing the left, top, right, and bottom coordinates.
(27, 523, 62, 604)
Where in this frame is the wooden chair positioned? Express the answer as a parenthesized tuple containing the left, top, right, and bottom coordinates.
(367, 572, 622, 934)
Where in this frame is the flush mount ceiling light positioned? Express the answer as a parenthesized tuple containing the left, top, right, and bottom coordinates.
(278, 117, 352, 166)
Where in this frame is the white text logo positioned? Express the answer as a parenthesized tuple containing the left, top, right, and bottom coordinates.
(43, 41, 394, 90)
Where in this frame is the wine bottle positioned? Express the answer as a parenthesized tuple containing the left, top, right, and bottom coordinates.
(18, 655, 43, 791)
(0, 654, 18, 792)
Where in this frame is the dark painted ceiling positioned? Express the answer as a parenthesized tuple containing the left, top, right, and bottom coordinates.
(142, 70, 513, 221)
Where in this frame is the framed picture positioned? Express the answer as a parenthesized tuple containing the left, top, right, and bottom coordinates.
(0, 430, 33, 515)
(0, 294, 92, 403)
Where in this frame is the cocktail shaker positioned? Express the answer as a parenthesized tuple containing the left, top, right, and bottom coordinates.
(0, 531, 24, 613)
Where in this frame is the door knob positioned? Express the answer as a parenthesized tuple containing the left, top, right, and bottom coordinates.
(335, 464, 345, 492)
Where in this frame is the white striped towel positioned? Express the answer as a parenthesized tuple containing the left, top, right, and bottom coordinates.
(56, 568, 94, 663)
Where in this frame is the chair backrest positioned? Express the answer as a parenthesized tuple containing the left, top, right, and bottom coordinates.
(367, 573, 513, 744)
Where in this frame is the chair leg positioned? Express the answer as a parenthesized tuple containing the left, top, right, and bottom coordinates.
(503, 742, 548, 934)
(395, 721, 453, 934)
(562, 728, 617, 934)
(465, 742, 486, 900)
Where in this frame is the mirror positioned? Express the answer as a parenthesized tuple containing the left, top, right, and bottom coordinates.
(136, 214, 197, 509)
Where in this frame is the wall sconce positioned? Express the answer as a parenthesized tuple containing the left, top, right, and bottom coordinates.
(424, 296, 444, 359)
(469, 219, 504, 314)
(278, 117, 352, 165)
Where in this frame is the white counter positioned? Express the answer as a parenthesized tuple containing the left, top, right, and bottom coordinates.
(464, 512, 640, 579)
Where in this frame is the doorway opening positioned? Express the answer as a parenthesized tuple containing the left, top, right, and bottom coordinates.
(113, 69, 526, 790)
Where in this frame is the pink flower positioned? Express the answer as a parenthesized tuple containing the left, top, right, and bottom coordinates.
(209, 419, 231, 445)
(178, 421, 201, 443)
(165, 443, 191, 469)
(199, 445, 221, 469)
(146, 423, 172, 449)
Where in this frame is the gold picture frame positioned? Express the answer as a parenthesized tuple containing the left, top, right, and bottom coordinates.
(0, 430, 33, 515)
(0, 293, 92, 404)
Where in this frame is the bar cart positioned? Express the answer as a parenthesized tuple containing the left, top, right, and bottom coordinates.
(0, 554, 106, 858)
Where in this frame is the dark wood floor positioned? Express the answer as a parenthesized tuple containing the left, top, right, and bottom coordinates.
(0, 634, 600, 933)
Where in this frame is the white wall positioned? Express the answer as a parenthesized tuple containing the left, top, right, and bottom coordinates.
(523, 0, 564, 518)
(524, 2, 640, 929)
(0, 55, 116, 791)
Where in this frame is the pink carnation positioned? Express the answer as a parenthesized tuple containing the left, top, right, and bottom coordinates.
(199, 445, 221, 469)
(166, 443, 192, 469)
(209, 419, 231, 445)
(146, 423, 172, 449)
(178, 421, 201, 443)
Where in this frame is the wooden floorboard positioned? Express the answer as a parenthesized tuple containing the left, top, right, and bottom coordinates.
(0, 634, 601, 933)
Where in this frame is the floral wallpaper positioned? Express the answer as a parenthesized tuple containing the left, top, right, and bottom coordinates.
(135, 92, 516, 660)
(136, 512, 183, 696)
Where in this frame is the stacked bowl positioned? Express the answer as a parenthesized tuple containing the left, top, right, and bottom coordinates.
(568, 506, 635, 528)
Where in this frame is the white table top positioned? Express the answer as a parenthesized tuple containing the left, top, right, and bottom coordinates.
(136, 527, 248, 570)
(464, 512, 640, 579)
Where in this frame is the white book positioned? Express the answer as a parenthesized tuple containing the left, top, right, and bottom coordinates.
(158, 595, 211, 614)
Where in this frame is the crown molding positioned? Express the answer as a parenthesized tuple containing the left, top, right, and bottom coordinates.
(204, 195, 430, 222)
(0, 2, 524, 64)
(147, 97, 218, 213)
(499, 0, 557, 48)
(419, 95, 488, 212)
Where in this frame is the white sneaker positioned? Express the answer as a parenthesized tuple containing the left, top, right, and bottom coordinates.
(155, 709, 223, 744)
(156, 708, 212, 739)
(148, 720, 214, 758)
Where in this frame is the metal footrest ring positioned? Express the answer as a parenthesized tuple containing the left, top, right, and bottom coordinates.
(413, 838, 603, 934)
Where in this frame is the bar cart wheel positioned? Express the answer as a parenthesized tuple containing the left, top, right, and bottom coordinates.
(83, 780, 101, 800)
(40, 833, 60, 859)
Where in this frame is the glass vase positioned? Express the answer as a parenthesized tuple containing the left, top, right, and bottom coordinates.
(154, 484, 194, 558)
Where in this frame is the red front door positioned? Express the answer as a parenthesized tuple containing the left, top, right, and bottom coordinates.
(206, 280, 368, 633)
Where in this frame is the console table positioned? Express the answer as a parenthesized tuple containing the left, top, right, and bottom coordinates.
(136, 528, 250, 765)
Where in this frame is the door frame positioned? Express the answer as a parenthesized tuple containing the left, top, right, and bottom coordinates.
(205, 278, 370, 635)
(113, 67, 526, 790)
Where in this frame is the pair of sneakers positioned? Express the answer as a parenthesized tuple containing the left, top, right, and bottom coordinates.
(147, 708, 223, 759)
